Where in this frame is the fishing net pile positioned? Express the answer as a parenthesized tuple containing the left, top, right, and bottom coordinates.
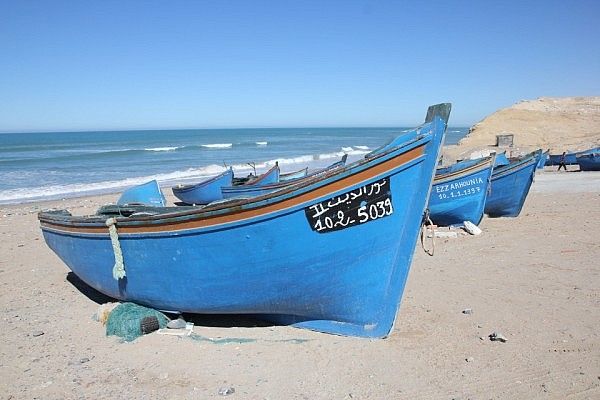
(104, 302, 169, 342)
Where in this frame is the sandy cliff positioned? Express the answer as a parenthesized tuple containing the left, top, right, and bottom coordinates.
(444, 97, 600, 161)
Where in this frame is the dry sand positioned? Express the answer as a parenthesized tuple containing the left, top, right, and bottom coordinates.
(1, 169, 599, 399)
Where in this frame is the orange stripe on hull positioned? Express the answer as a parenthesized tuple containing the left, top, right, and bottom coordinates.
(41, 145, 425, 235)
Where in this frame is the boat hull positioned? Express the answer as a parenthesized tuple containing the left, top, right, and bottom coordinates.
(117, 180, 166, 207)
(40, 105, 450, 338)
(428, 156, 493, 226)
(536, 151, 549, 169)
(546, 153, 576, 166)
(576, 153, 600, 171)
(221, 164, 280, 199)
(485, 150, 542, 217)
(172, 169, 233, 205)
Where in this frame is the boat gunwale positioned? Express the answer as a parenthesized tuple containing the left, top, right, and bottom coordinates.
(433, 155, 494, 183)
(280, 166, 309, 180)
(491, 150, 541, 181)
(242, 163, 280, 186)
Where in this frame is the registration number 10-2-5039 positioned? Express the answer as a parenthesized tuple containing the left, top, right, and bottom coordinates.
(305, 177, 394, 234)
(312, 198, 394, 232)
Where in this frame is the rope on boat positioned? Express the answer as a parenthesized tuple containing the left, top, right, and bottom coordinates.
(420, 209, 435, 257)
(105, 217, 126, 280)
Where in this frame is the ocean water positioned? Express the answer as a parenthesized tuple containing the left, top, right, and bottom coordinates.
(0, 127, 468, 204)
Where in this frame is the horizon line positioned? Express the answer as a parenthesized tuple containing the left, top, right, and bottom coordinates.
(0, 124, 470, 135)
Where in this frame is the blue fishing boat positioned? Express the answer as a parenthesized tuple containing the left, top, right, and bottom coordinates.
(484, 149, 542, 217)
(576, 152, 600, 171)
(428, 155, 494, 226)
(38, 103, 450, 339)
(536, 151, 549, 169)
(546, 147, 599, 166)
(494, 152, 510, 167)
(280, 167, 309, 181)
(246, 163, 280, 185)
(220, 155, 348, 200)
(172, 168, 233, 205)
(117, 180, 166, 207)
(546, 151, 577, 166)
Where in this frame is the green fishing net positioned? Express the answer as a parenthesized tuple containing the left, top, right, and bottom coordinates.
(105, 302, 169, 342)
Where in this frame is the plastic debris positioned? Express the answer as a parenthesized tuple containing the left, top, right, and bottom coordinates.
(489, 332, 508, 342)
(463, 221, 482, 235)
(167, 317, 187, 329)
(430, 231, 458, 239)
(157, 322, 194, 336)
(218, 387, 235, 396)
(95, 302, 120, 325)
(462, 308, 473, 315)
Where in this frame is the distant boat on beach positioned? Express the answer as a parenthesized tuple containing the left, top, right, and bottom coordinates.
(280, 166, 309, 181)
(428, 155, 494, 226)
(117, 180, 166, 207)
(485, 149, 542, 217)
(38, 103, 450, 338)
(537, 150, 549, 169)
(220, 155, 348, 200)
(173, 164, 280, 205)
(221, 163, 281, 199)
(546, 147, 600, 167)
(172, 168, 234, 205)
(576, 152, 600, 171)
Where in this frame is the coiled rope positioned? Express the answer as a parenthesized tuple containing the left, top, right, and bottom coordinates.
(420, 209, 435, 256)
(105, 217, 126, 280)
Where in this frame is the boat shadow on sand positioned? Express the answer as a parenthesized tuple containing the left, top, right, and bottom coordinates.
(66, 272, 274, 328)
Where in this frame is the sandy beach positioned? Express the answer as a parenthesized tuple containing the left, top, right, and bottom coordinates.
(1, 168, 598, 399)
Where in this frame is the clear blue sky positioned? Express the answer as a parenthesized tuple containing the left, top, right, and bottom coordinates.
(1, 0, 599, 132)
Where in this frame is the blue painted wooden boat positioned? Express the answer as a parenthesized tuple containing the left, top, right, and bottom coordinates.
(220, 163, 280, 199)
(484, 149, 542, 217)
(172, 168, 233, 205)
(220, 155, 348, 200)
(246, 163, 280, 185)
(546, 147, 599, 166)
(576, 152, 600, 171)
(38, 103, 450, 338)
(494, 152, 510, 167)
(280, 167, 309, 181)
(428, 155, 494, 226)
(546, 152, 577, 166)
(536, 151, 549, 169)
(117, 180, 166, 207)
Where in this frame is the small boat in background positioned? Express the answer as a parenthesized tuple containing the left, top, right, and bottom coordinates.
(220, 163, 281, 199)
(172, 168, 233, 205)
(428, 155, 494, 226)
(38, 103, 450, 339)
(546, 151, 577, 166)
(576, 152, 600, 171)
(117, 180, 166, 207)
(244, 163, 280, 185)
(536, 150, 549, 169)
(280, 167, 309, 181)
(546, 147, 600, 166)
(485, 149, 542, 217)
(220, 155, 348, 200)
(494, 152, 510, 167)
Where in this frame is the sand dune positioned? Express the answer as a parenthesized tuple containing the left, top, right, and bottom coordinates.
(444, 97, 600, 161)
